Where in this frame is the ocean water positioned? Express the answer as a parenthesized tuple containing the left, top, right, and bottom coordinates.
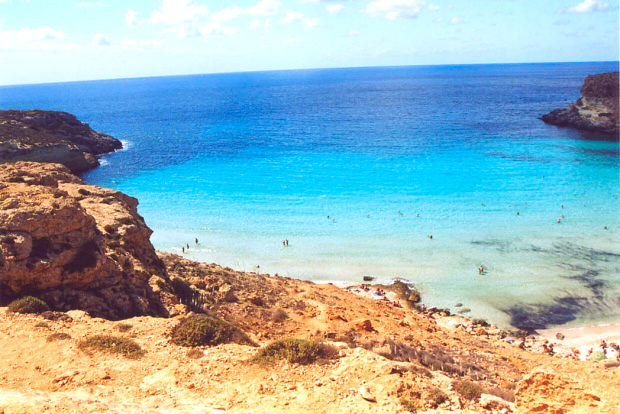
(1, 62, 619, 330)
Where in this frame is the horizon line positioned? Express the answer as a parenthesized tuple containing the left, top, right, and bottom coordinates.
(1, 59, 618, 89)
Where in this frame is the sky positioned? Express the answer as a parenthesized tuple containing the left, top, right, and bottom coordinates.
(0, 0, 618, 85)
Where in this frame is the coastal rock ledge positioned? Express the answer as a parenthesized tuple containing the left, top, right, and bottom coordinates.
(0, 110, 122, 173)
(541, 71, 619, 137)
(0, 162, 167, 319)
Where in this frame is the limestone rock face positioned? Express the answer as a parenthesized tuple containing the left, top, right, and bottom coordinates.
(0, 162, 167, 319)
(541, 72, 619, 137)
(0, 110, 122, 173)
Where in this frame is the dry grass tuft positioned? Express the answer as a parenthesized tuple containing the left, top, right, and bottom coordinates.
(78, 335, 144, 359)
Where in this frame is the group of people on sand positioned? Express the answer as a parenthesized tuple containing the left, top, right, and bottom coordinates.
(282, 239, 289, 246)
(181, 238, 199, 253)
(582, 340, 620, 361)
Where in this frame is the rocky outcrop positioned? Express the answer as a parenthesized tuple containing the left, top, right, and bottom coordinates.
(515, 368, 620, 413)
(0, 162, 167, 319)
(541, 72, 619, 137)
(0, 110, 122, 173)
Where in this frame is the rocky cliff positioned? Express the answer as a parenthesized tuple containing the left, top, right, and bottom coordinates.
(0, 162, 167, 319)
(541, 72, 619, 137)
(0, 110, 122, 173)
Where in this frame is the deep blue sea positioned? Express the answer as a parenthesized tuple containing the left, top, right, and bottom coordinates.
(1, 62, 619, 330)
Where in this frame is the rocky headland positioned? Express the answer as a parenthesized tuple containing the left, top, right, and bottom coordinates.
(0, 162, 166, 319)
(0, 161, 619, 413)
(541, 72, 619, 137)
(0, 110, 122, 173)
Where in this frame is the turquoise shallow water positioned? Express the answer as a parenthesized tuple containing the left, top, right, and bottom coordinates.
(108, 136, 620, 329)
(1, 62, 619, 329)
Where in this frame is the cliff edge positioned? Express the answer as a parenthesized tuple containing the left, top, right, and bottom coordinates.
(0, 162, 167, 319)
(541, 72, 619, 137)
(0, 110, 122, 173)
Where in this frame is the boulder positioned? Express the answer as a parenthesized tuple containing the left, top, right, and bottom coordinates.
(479, 393, 513, 411)
(351, 319, 375, 332)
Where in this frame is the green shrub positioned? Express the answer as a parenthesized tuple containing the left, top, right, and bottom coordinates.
(78, 335, 144, 359)
(428, 387, 448, 405)
(252, 338, 338, 366)
(187, 349, 204, 359)
(399, 398, 418, 412)
(272, 309, 288, 323)
(47, 333, 72, 342)
(170, 314, 255, 347)
(453, 380, 483, 401)
(116, 323, 133, 332)
(41, 311, 72, 322)
(8, 296, 49, 314)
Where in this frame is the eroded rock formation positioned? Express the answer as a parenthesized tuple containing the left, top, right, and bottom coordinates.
(541, 72, 619, 137)
(0, 162, 167, 319)
(0, 110, 122, 173)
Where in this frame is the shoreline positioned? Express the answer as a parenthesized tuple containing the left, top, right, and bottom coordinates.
(344, 282, 620, 363)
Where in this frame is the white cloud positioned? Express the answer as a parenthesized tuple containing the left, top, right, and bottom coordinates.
(165, 22, 238, 38)
(568, 0, 609, 13)
(150, 0, 208, 25)
(428, 3, 439, 11)
(212, 0, 281, 22)
(280, 11, 303, 24)
(121, 39, 164, 49)
(450, 16, 462, 24)
(348, 29, 360, 37)
(77, 2, 105, 7)
(0, 26, 67, 49)
(279, 12, 318, 28)
(249, 19, 261, 29)
(304, 17, 320, 28)
(246, 0, 281, 15)
(365, 0, 425, 20)
(93, 33, 111, 46)
(286, 38, 300, 43)
(326, 4, 344, 15)
(125, 9, 141, 26)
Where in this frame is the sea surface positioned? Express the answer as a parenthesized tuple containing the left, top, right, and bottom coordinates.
(1, 62, 619, 330)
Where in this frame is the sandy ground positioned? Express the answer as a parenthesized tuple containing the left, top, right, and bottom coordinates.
(539, 322, 620, 361)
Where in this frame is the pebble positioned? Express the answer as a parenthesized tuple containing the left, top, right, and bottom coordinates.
(358, 386, 376, 402)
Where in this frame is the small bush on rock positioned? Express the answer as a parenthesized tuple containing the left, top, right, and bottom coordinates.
(453, 380, 483, 401)
(78, 335, 144, 359)
(187, 349, 204, 359)
(116, 323, 133, 332)
(271, 309, 288, 323)
(41, 311, 72, 322)
(399, 398, 418, 412)
(428, 387, 448, 405)
(171, 314, 255, 347)
(8, 296, 49, 314)
(47, 333, 72, 342)
(252, 338, 338, 366)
